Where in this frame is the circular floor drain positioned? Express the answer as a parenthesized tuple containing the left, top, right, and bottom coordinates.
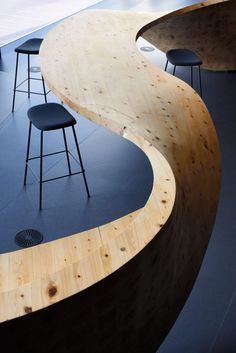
(15, 229, 43, 248)
(29, 66, 41, 73)
(140, 46, 155, 52)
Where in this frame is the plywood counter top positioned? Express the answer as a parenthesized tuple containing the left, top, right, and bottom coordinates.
(0, 1, 225, 332)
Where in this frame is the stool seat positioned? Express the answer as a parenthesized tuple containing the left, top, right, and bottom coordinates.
(15, 38, 43, 55)
(28, 103, 76, 131)
(166, 49, 202, 66)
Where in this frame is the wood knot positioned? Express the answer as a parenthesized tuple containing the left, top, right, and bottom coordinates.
(24, 306, 32, 314)
(48, 285, 58, 298)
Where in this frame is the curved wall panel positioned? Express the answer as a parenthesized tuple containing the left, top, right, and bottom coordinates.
(141, 0, 236, 71)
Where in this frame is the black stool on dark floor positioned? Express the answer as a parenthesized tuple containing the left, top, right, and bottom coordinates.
(24, 103, 90, 210)
(12, 38, 49, 112)
(165, 48, 203, 97)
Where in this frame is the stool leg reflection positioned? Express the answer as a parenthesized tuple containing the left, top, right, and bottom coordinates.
(12, 53, 19, 112)
(24, 121, 32, 185)
(39, 131, 44, 210)
(63, 128, 72, 175)
(72, 125, 90, 198)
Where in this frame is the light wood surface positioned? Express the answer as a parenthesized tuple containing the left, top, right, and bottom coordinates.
(141, 0, 236, 71)
(0, 2, 222, 351)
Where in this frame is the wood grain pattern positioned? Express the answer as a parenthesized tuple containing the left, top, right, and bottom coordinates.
(0, 2, 222, 352)
(141, 0, 236, 71)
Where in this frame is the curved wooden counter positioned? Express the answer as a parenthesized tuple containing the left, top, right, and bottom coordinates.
(0, 2, 222, 353)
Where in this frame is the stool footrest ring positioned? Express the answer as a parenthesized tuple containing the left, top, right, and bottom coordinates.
(28, 150, 67, 161)
(42, 171, 84, 184)
(25, 149, 84, 184)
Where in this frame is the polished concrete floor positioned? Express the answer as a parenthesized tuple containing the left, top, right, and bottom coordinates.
(0, 0, 236, 352)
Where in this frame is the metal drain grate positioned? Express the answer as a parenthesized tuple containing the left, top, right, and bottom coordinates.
(140, 46, 155, 52)
(15, 229, 43, 248)
(29, 66, 41, 73)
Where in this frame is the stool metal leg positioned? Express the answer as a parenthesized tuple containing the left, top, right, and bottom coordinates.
(62, 128, 72, 175)
(72, 125, 90, 198)
(165, 60, 168, 71)
(24, 121, 32, 185)
(39, 131, 44, 210)
(190, 66, 193, 87)
(28, 54, 30, 98)
(198, 65, 202, 98)
(12, 53, 19, 112)
(173, 65, 176, 76)
(42, 76, 48, 103)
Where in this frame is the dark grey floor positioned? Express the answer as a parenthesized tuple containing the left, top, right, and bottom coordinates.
(0, 0, 235, 352)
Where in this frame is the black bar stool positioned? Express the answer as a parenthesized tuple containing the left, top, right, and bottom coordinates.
(12, 38, 49, 112)
(24, 103, 90, 210)
(165, 48, 203, 97)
